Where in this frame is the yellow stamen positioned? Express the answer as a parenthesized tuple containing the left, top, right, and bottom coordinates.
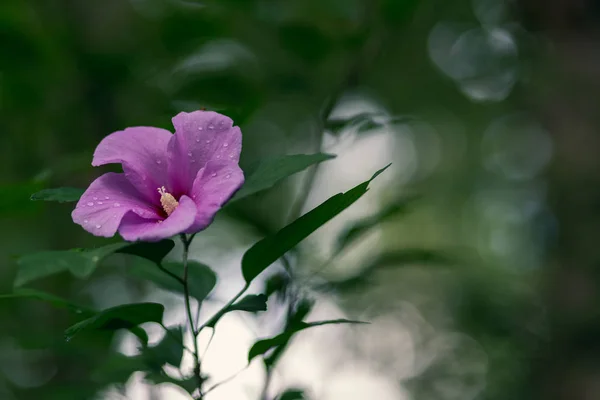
(157, 186, 179, 216)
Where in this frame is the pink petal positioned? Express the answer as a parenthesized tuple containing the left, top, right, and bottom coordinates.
(118, 195, 197, 242)
(92, 127, 173, 204)
(186, 161, 244, 232)
(72, 173, 161, 238)
(167, 111, 242, 195)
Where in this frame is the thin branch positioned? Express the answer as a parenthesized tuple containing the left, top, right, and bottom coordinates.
(180, 234, 204, 396)
(197, 283, 250, 333)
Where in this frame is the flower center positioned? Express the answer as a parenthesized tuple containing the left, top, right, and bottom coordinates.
(157, 186, 179, 216)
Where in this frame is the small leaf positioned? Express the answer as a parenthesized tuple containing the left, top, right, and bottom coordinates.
(248, 319, 367, 362)
(30, 187, 85, 203)
(0, 289, 95, 316)
(336, 194, 419, 251)
(64, 302, 164, 341)
(277, 389, 306, 400)
(144, 326, 185, 369)
(231, 153, 336, 202)
(241, 165, 390, 283)
(144, 371, 198, 395)
(228, 294, 268, 312)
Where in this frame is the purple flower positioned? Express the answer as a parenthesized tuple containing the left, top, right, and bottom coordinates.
(72, 111, 244, 242)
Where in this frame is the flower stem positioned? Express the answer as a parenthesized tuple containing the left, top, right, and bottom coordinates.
(180, 234, 204, 397)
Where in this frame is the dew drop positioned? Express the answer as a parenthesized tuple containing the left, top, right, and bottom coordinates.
(83, 219, 88, 224)
(206, 139, 211, 144)
(95, 224, 102, 229)
(87, 202, 94, 206)
(105, 196, 110, 200)
(188, 152, 193, 157)
(196, 138, 200, 143)
(93, 197, 98, 200)
(191, 159, 195, 163)
(226, 174, 231, 179)
(198, 127, 204, 131)
(209, 125, 214, 129)
(223, 143, 229, 147)
(156, 160, 162, 164)
(211, 172, 217, 177)
(229, 154, 234, 159)
(114, 203, 120, 207)
(97, 201, 103, 205)
(216, 155, 221, 159)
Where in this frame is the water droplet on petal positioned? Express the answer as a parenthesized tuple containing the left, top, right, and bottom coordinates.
(105, 196, 109, 200)
(226, 174, 231, 179)
(191, 159, 195, 163)
(83, 219, 88, 223)
(114, 203, 120, 207)
(223, 143, 229, 147)
(156, 160, 162, 164)
(93, 197, 98, 200)
(95, 224, 102, 229)
(206, 139, 211, 144)
(196, 137, 200, 143)
(188, 152, 193, 157)
(216, 155, 221, 159)
(209, 125, 214, 129)
(87, 202, 94, 206)
(211, 172, 217, 177)
(97, 201, 103, 205)
(229, 154, 234, 159)
(198, 127, 204, 131)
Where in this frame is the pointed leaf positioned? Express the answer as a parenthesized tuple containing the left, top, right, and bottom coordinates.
(231, 153, 336, 202)
(64, 302, 164, 341)
(0, 289, 95, 316)
(228, 294, 268, 312)
(15, 243, 128, 286)
(30, 187, 85, 203)
(14, 240, 174, 287)
(242, 165, 390, 283)
(248, 319, 367, 362)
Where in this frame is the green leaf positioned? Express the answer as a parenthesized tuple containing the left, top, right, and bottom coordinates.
(144, 371, 198, 395)
(30, 187, 85, 203)
(248, 319, 367, 362)
(228, 294, 268, 312)
(336, 194, 419, 251)
(0, 289, 95, 316)
(144, 326, 185, 369)
(14, 240, 174, 287)
(14, 242, 129, 286)
(64, 302, 165, 341)
(92, 353, 147, 385)
(241, 165, 390, 283)
(116, 240, 175, 266)
(231, 153, 336, 202)
(277, 389, 306, 400)
(129, 260, 216, 304)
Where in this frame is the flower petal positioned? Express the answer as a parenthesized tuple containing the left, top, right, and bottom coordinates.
(118, 195, 197, 242)
(167, 111, 242, 195)
(92, 127, 173, 204)
(72, 173, 161, 238)
(187, 161, 245, 232)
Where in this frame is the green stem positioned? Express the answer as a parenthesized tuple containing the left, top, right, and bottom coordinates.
(180, 234, 204, 397)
